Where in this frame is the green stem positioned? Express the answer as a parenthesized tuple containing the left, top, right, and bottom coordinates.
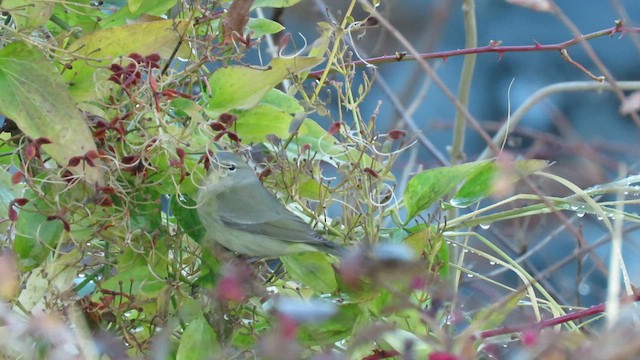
(450, 0, 477, 165)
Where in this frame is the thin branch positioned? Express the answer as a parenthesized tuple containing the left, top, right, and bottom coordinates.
(308, 25, 640, 79)
(476, 292, 640, 340)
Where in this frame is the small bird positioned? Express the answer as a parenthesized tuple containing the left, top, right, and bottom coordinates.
(197, 151, 344, 257)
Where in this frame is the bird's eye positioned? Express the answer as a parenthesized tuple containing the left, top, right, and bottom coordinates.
(227, 163, 237, 172)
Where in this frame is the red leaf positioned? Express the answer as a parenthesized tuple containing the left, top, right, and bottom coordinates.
(11, 171, 24, 185)
(8, 207, 17, 222)
(363, 167, 380, 178)
(209, 121, 226, 131)
(388, 129, 406, 140)
(328, 122, 341, 135)
(13, 198, 29, 206)
(67, 156, 82, 167)
(96, 196, 113, 207)
(218, 113, 237, 124)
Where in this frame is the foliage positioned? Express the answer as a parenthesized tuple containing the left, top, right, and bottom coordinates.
(0, 0, 639, 359)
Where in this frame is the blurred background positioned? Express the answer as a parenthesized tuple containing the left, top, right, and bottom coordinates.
(273, 0, 640, 313)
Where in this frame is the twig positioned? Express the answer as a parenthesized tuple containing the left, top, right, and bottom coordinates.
(307, 25, 640, 79)
(476, 292, 640, 340)
(477, 81, 640, 160)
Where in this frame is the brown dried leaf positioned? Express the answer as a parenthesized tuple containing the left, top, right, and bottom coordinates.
(505, 0, 553, 12)
(222, 0, 255, 43)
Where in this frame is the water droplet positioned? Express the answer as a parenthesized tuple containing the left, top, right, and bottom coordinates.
(570, 205, 579, 211)
(577, 211, 586, 217)
(597, 214, 603, 220)
(489, 261, 496, 265)
(479, 223, 491, 229)
(578, 283, 590, 295)
(466, 274, 474, 278)
(451, 243, 457, 247)
(463, 249, 469, 253)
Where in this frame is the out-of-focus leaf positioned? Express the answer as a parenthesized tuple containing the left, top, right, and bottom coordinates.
(403, 225, 448, 277)
(0, 42, 103, 184)
(17, 264, 48, 312)
(253, 0, 302, 7)
(297, 304, 359, 345)
(247, 18, 284, 38)
(473, 292, 524, 330)
(404, 161, 490, 221)
(13, 191, 64, 271)
(451, 159, 548, 208)
(2, 0, 54, 30)
(281, 252, 337, 294)
(0, 252, 19, 300)
(100, 0, 178, 28)
(176, 316, 220, 360)
(17, 250, 81, 312)
(382, 329, 432, 356)
(64, 19, 191, 101)
(205, 57, 323, 115)
(127, 0, 144, 12)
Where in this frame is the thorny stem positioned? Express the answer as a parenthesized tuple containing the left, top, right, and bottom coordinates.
(307, 25, 640, 80)
(476, 292, 640, 340)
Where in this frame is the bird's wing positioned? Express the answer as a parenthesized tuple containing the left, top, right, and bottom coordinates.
(214, 180, 327, 244)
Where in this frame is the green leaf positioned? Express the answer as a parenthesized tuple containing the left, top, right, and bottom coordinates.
(297, 304, 359, 345)
(253, 0, 303, 7)
(63, 19, 191, 101)
(247, 18, 284, 38)
(205, 57, 323, 115)
(261, 89, 304, 113)
(2, 0, 54, 30)
(49, 1, 102, 36)
(451, 159, 548, 208)
(100, 0, 178, 28)
(403, 160, 491, 221)
(403, 225, 448, 277)
(13, 191, 64, 271)
(472, 293, 524, 331)
(17, 250, 81, 311)
(176, 316, 220, 360)
(171, 195, 205, 244)
(128, 0, 144, 12)
(234, 104, 293, 143)
(281, 252, 338, 294)
(0, 42, 103, 184)
(100, 245, 168, 298)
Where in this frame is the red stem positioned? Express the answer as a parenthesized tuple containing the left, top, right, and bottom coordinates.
(308, 25, 640, 79)
(476, 292, 640, 340)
